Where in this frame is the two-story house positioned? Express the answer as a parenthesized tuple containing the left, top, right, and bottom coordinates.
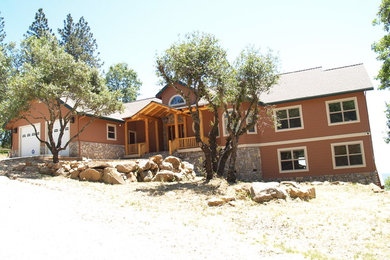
(5, 63, 378, 184)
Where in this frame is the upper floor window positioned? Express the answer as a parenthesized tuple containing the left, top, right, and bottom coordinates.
(169, 95, 185, 107)
(331, 141, 365, 169)
(275, 105, 303, 132)
(107, 124, 117, 140)
(326, 97, 359, 125)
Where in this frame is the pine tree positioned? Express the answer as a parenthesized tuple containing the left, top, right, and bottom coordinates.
(26, 8, 52, 38)
(58, 14, 101, 68)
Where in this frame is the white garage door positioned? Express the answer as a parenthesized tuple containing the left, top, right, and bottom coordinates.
(20, 123, 41, 157)
(48, 120, 70, 156)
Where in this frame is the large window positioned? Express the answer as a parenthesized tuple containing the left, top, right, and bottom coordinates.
(275, 105, 303, 131)
(326, 97, 359, 125)
(331, 141, 365, 169)
(278, 147, 308, 173)
(107, 124, 117, 140)
(169, 95, 185, 107)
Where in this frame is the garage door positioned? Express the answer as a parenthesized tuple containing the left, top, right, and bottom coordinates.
(20, 123, 41, 157)
(48, 120, 70, 156)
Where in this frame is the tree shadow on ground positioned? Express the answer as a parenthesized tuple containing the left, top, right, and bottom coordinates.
(135, 179, 229, 197)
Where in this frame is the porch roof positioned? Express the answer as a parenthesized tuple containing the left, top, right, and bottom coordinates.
(123, 100, 188, 121)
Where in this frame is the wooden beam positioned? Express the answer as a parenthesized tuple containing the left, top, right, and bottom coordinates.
(154, 120, 159, 152)
(199, 110, 204, 141)
(174, 113, 179, 141)
(144, 118, 149, 153)
(183, 116, 187, 137)
(125, 121, 128, 155)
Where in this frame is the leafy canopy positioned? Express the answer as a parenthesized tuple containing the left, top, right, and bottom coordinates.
(373, 0, 390, 142)
(0, 35, 123, 161)
(106, 63, 141, 102)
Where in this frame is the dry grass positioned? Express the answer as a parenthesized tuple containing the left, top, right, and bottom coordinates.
(5, 174, 389, 259)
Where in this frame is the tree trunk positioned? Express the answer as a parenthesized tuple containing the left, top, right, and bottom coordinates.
(226, 139, 238, 183)
(216, 148, 231, 177)
(202, 148, 214, 181)
(52, 149, 59, 163)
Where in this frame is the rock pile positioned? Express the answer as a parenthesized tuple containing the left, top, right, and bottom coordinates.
(33, 155, 196, 185)
(235, 181, 316, 203)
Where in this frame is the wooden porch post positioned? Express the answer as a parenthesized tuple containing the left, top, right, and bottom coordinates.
(154, 119, 159, 152)
(199, 110, 204, 141)
(124, 120, 128, 155)
(144, 118, 149, 153)
(174, 113, 179, 140)
(183, 116, 187, 137)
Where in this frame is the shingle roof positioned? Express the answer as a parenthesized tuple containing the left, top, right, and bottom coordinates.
(105, 97, 162, 121)
(259, 63, 373, 104)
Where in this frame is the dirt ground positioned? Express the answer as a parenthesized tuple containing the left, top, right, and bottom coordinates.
(0, 162, 389, 259)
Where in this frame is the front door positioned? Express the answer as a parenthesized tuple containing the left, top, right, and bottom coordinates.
(128, 130, 136, 144)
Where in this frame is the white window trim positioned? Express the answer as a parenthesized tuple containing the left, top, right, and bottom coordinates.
(330, 140, 366, 169)
(277, 146, 309, 173)
(274, 105, 304, 132)
(128, 130, 137, 144)
(246, 112, 257, 134)
(107, 123, 117, 141)
(325, 97, 360, 126)
(168, 95, 185, 107)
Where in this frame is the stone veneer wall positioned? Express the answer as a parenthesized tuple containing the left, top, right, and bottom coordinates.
(265, 172, 379, 185)
(176, 146, 262, 181)
(79, 141, 125, 159)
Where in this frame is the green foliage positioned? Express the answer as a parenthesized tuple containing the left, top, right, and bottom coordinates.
(0, 35, 122, 162)
(373, 0, 390, 142)
(0, 129, 11, 148)
(105, 63, 141, 102)
(385, 176, 390, 190)
(58, 14, 101, 68)
(25, 8, 52, 39)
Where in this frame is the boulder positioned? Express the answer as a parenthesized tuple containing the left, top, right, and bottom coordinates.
(62, 164, 72, 172)
(152, 170, 182, 182)
(116, 161, 137, 173)
(138, 160, 153, 172)
(52, 162, 62, 170)
(369, 183, 384, 193)
(287, 186, 316, 200)
(13, 164, 25, 171)
(39, 166, 52, 175)
(79, 169, 102, 182)
(163, 156, 181, 170)
(159, 161, 173, 171)
(53, 167, 67, 177)
(221, 195, 236, 202)
(87, 161, 112, 169)
(181, 161, 194, 174)
(102, 167, 126, 185)
(150, 154, 163, 165)
(126, 172, 137, 182)
(207, 198, 225, 207)
(250, 182, 287, 203)
(69, 169, 80, 179)
(76, 164, 87, 171)
(280, 181, 299, 188)
(140, 170, 154, 182)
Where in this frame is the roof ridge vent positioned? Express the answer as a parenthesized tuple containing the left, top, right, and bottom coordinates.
(279, 66, 322, 75)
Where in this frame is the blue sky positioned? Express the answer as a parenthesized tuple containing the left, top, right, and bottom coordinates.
(1, 0, 389, 173)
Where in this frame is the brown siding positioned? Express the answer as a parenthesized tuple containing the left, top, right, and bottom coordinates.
(159, 83, 196, 106)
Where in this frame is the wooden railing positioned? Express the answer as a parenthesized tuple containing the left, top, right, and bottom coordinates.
(178, 136, 198, 149)
(127, 142, 147, 157)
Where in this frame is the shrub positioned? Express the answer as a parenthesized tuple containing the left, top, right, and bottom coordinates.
(385, 177, 390, 190)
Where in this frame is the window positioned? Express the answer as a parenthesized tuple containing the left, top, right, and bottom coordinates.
(275, 105, 303, 131)
(107, 124, 117, 140)
(331, 141, 365, 169)
(223, 110, 232, 136)
(246, 112, 257, 134)
(326, 97, 359, 125)
(278, 147, 308, 173)
(169, 95, 185, 107)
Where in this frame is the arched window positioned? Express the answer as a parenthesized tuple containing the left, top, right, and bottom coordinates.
(169, 95, 185, 107)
